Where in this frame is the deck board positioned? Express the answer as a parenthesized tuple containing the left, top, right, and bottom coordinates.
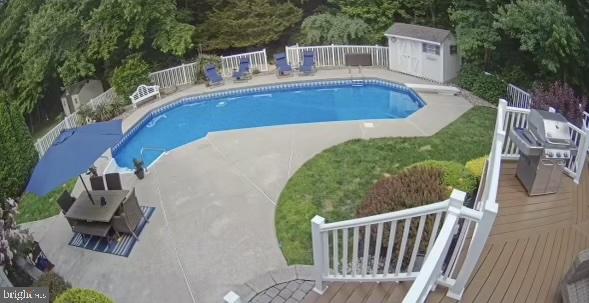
(302, 160, 589, 303)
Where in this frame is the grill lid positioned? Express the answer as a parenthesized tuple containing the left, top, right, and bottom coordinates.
(528, 109, 571, 145)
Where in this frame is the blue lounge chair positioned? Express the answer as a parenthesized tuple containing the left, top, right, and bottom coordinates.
(274, 53, 292, 76)
(205, 64, 224, 86)
(299, 51, 316, 75)
(233, 58, 252, 81)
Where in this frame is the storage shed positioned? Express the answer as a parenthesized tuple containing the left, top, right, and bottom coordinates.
(385, 23, 460, 83)
(60, 79, 104, 115)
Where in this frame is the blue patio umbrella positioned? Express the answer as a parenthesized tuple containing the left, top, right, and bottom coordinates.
(25, 120, 124, 201)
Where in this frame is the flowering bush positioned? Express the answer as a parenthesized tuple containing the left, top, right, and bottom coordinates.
(0, 198, 34, 267)
(531, 82, 588, 127)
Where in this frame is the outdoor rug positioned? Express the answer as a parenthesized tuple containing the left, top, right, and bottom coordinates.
(68, 206, 155, 257)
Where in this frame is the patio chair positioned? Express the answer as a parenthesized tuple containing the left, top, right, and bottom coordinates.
(274, 53, 292, 76)
(233, 58, 252, 81)
(299, 51, 316, 75)
(89, 175, 105, 191)
(57, 190, 75, 213)
(561, 248, 589, 303)
(105, 173, 122, 190)
(65, 217, 79, 232)
(112, 188, 147, 240)
(205, 64, 224, 86)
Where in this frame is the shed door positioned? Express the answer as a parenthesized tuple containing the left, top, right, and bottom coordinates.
(397, 39, 421, 77)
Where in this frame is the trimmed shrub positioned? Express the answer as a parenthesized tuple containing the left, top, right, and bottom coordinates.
(33, 272, 71, 302)
(358, 166, 448, 218)
(456, 65, 506, 104)
(54, 288, 113, 303)
(112, 56, 151, 102)
(408, 160, 478, 194)
(78, 101, 125, 123)
(357, 166, 449, 267)
(465, 156, 488, 179)
(0, 95, 38, 198)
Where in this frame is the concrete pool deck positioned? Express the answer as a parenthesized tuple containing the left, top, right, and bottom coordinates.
(25, 68, 473, 303)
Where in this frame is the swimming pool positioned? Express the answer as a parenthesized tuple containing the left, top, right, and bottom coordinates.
(113, 80, 426, 169)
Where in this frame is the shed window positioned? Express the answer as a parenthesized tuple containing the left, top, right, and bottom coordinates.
(450, 45, 458, 55)
(422, 43, 440, 55)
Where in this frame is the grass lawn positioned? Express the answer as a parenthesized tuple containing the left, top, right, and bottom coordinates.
(17, 179, 76, 224)
(275, 107, 497, 265)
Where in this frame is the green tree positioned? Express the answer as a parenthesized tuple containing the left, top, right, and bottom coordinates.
(449, 0, 501, 66)
(0, 0, 195, 115)
(0, 92, 38, 198)
(84, 0, 195, 63)
(111, 56, 151, 100)
(329, 0, 452, 41)
(197, 0, 302, 50)
(494, 0, 584, 81)
(19, 0, 97, 113)
(0, 0, 46, 112)
(300, 14, 371, 45)
(329, 0, 408, 40)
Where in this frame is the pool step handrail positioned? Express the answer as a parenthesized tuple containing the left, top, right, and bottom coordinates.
(351, 79, 364, 86)
(140, 147, 168, 170)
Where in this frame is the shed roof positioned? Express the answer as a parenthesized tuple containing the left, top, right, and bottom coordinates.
(385, 23, 451, 43)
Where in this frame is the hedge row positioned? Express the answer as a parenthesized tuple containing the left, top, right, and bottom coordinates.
(456, 65, 506, 105)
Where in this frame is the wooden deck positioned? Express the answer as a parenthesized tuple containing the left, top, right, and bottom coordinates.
(303, 160, 589, 303)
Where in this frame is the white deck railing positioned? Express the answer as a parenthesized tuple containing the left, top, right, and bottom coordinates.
(506, 84, 532, 108)
(220, 49, 268, 77)
(503, 84, 589, 183)
(500, 105, 589, 183)
(34, 88, 118, 157)
(285, 44, 389, 69)
(149, 62, 199, 89)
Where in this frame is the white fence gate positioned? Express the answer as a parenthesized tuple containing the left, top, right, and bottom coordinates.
(285, 44, 389, 69)
(220, 49, 268, 77)
(149, 62, 199, 89)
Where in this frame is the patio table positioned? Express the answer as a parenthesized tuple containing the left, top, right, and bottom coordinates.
(66, 190, 129, 223)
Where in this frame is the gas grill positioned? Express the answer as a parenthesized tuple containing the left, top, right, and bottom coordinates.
(508, 109, 577, 196)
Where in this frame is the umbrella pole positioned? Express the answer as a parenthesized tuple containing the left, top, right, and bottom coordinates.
(78, 175, 95, 205)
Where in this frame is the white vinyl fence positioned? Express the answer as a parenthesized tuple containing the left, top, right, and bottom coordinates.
(86, 87, 116, 110)
(220, 49, 268, 77)
(285, 44, 389, 69)
(149, 62, 199, 89)
(309, 102, 507, 302)
(34, 88, 118, 157)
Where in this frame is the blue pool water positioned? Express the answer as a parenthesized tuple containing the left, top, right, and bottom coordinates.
(113, 83, 425, 168)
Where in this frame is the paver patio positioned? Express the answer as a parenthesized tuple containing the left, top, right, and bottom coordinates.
(24, 69, 473, 303)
